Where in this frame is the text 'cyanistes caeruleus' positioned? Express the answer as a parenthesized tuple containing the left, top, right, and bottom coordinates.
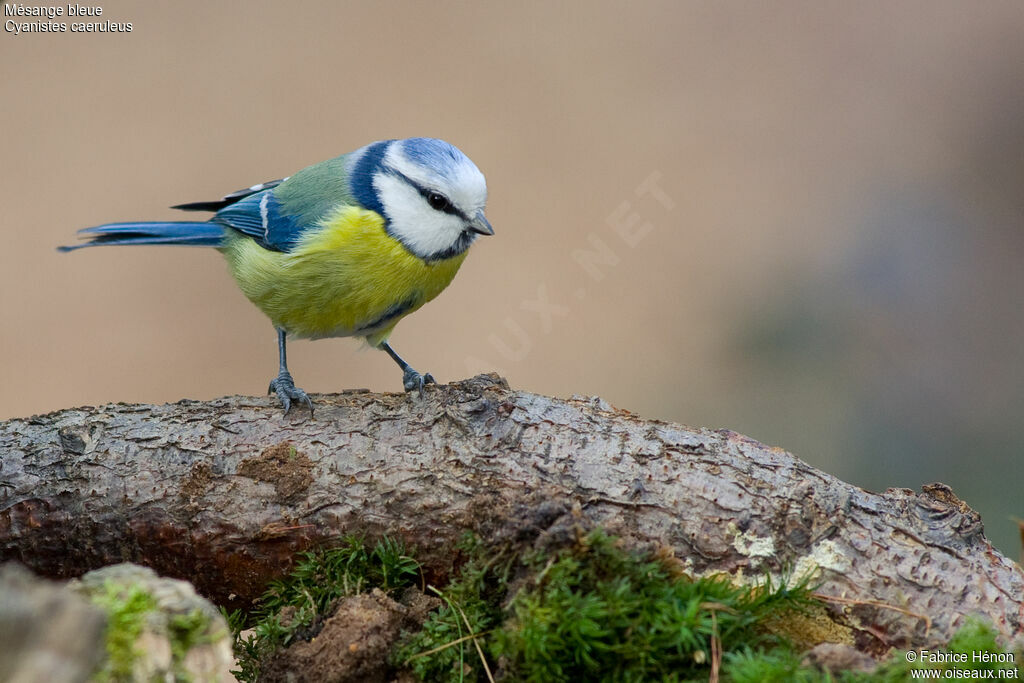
(61, 138, 494, 414)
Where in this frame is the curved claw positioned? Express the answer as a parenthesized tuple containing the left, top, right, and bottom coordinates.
(268, 371, 314, 416)
(402, 368, 436, 395)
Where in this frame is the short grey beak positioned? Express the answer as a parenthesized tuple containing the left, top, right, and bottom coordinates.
(469, 212, 494, 236)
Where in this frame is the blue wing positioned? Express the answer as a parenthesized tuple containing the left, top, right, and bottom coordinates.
(207, 154, 357, 253)
(211, 189, 306, 253)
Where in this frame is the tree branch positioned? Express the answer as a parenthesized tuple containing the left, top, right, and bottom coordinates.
(1, 374, 1021, 653)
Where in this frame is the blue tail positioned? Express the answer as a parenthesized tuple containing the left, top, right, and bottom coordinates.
(58, 221, 226, 252)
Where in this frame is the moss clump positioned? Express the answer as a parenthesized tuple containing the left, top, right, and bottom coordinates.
(726, 617, 1021, 682)
(221, 531, 1021, 682)
(395, 530, 816, 682)
(394, 534, 513, 681)
(725, 646, 827, 682)
(223, 535, 420, 682)
(89, 581, 158, 681)
(396, 532, 1021, 682)
(497, 531, 816, 681)
(167, 608, 215, 680)
(860, 618, 1020, 682)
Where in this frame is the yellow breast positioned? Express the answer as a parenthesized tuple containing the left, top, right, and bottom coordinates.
(220, 206, 468, 346)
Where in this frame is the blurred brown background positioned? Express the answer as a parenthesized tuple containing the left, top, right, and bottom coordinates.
(2, 1, 1022, 556)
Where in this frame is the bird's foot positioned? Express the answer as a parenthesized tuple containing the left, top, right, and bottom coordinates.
(402, 367, 436, 395)
(268, 371, 314, 416)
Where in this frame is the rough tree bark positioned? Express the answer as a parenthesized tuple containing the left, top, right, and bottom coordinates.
(1, 374, 1021, 655)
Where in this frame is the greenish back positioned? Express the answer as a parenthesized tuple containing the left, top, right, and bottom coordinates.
(273, 155, 356, 226)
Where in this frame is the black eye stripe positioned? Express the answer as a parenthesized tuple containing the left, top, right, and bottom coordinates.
(414, 183, 458, 216)
(390, 169, 467, 220)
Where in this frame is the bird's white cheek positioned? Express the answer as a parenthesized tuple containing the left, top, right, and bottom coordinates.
(375, 174, 465, 256)
(393, 209, 454, 254)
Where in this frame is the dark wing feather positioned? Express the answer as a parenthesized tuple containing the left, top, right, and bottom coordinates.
(171, 178, 287, 212)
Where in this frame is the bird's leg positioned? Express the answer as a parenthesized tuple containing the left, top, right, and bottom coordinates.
(380, 342, 435, 394)
(268, 328, 313, 415)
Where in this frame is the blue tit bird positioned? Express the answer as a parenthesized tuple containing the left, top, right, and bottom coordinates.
(60, 138, 494, 414)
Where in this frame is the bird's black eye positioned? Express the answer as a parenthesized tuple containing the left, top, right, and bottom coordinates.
(427, 192, 451, 212)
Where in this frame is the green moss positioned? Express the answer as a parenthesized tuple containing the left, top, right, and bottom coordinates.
(724, 617, 1021, 683)
(725, 646, 825, 682)
(223, 535, 421, 682)
(395, 530, 816, 682)
(395, 532, 1021, 682)
(947, 618, 1015, 665)
(218, 531, 1021, 683)
(167, 608, 216, 682)
(493, 531, 816, 682)
(394, 534, 512, 681)
(852, 617, 1020, 682)
(89, 581, 158, 681)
